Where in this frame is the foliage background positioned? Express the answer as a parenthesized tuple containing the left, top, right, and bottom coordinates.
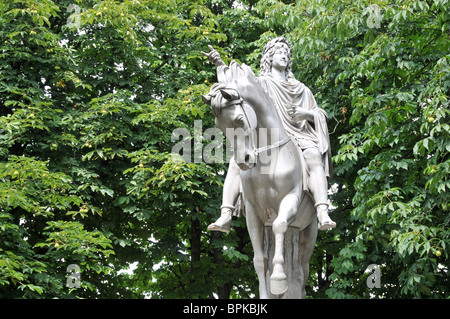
(0, 0, 448, 299)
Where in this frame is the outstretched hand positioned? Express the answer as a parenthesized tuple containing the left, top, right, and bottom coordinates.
(202, 45, 225, 67)
(202, 46, 258, 99)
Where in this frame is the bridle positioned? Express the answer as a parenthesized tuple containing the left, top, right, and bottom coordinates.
(220, 95, 291, 165)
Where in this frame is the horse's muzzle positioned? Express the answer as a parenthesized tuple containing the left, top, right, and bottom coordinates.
(237, 152, 256, 171)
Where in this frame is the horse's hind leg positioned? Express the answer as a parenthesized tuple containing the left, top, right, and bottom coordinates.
(245, 204, 268, 299)
(299, 214, 318, 297)
(270, 193, 300, 296)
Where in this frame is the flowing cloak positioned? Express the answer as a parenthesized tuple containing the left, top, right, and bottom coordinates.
(258, 75, 333, 182)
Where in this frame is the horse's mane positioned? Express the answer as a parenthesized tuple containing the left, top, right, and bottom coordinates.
(202, 83, 243, 117)
(202, 61, 257, 116)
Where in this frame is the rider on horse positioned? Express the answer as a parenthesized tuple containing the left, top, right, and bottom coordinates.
(203, 37, 336, 232)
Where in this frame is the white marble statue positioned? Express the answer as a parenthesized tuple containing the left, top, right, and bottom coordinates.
(203, 37, 335, 233)
(202, 37, 336, 298)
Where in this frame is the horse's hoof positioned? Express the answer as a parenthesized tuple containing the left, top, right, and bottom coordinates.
(270, 276, 288, 296)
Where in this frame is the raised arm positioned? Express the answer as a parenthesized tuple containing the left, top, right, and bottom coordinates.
(202, 45, 226, 67)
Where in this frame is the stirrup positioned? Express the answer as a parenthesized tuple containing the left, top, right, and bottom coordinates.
(318, 219, 336, 231)
(315, 203, 336, 231)
(207, 205, 234, 233)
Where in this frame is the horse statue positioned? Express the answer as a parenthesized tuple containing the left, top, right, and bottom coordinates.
(203, 61, 317, 298)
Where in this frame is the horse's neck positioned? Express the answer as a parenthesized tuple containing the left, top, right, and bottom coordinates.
(249, 88, 288, 142)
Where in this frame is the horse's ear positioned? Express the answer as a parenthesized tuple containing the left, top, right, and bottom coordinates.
(220, 88, 239, 101)
(202, 94, 211, 105)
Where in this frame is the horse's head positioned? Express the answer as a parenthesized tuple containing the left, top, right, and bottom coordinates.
(203, 83, 257, 170)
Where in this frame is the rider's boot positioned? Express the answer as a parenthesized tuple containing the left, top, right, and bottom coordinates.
(207, 205, 234, 233)
(316, 203, 336, 231)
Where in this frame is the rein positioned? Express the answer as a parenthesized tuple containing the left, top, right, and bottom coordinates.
(253, 136, 291, 156)
(222, 97, 292, 163)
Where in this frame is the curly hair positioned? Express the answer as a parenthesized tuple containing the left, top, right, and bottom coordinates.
(260, 37, 295, 80)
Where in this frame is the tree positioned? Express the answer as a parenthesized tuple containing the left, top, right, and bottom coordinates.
(1, 0, 448, 299)
(0, 0, 117, 298)
(0, 0, 259, 299)
(255, 0, 449, 298)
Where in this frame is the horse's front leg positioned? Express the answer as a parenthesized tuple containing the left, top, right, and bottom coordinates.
(245, 204, 268, 299)
(270, 193, 300, 296)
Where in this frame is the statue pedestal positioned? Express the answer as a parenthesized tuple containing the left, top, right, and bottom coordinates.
(264, 226, 305, 299)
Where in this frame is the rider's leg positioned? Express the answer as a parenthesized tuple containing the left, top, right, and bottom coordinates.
(207, 157, 240, 232)
(302, 148, 336, 230)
